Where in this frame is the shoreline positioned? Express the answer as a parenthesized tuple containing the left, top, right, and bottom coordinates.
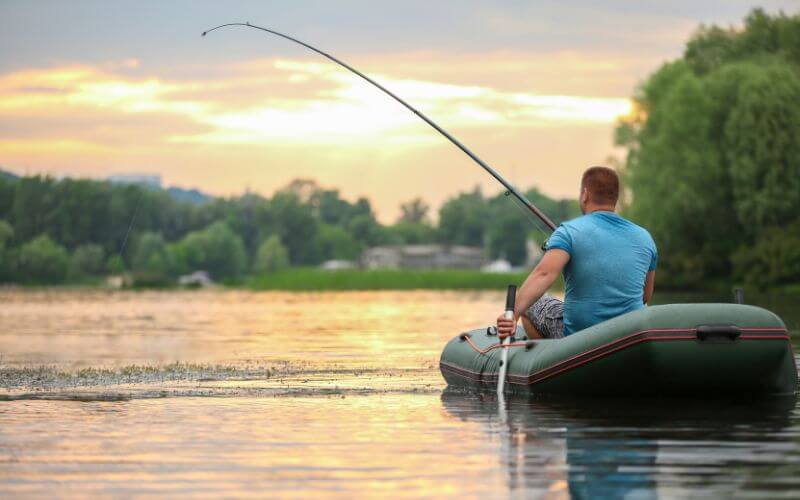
(1, 268, 798, 294)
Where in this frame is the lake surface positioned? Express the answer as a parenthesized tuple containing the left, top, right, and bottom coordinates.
(0, 289, 798, 497)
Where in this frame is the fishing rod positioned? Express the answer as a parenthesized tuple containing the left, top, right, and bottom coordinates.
(202, 22, 557, 232)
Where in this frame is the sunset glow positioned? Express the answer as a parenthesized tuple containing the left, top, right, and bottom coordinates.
(1, 0, 789, 221)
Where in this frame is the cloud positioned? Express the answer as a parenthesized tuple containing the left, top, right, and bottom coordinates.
(169, 58, 633, 144)
(0, 55, 631, 220)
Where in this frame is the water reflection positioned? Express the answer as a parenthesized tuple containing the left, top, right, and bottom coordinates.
(441, 390, 798, 498)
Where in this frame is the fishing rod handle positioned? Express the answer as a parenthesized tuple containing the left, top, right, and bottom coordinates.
(504, 285, 516, 317)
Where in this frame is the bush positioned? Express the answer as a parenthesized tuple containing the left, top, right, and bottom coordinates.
(254, 235, 290, 273)
(733, 220, 800, 289)
(0, 220, 12, 249)
(17, 235, 69, 283)
(317, 224, 362, 261)
(132, 232, 171, 274)
(106, 254, 126, 274)
(0, 220, 14, 282)
(69, 244, 106, 278)
(169, 221, 247, 280)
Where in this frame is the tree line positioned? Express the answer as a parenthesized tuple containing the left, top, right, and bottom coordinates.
(0, 174, 578, 284)
(616, 8, 800, 289)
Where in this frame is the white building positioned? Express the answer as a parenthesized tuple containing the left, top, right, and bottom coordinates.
(108, 173, 162, 188)
(360, 245, 487, 270)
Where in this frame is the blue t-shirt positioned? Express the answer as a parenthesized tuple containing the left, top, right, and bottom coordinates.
(546, 211, 657, 335)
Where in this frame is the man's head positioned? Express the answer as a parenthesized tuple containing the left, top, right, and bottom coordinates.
(580, 166, 619, 214)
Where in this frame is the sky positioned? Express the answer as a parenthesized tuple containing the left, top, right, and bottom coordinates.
(0, 1, 797, 222)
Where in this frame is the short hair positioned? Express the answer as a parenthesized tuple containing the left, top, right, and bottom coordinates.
(581, 166, 619, 206)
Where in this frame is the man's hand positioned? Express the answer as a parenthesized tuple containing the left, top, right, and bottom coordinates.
(496, 314, 517, 340)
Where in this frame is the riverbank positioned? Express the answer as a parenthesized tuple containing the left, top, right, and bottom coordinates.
(4, 267, 799, 293)
(246, 268, 532, 291)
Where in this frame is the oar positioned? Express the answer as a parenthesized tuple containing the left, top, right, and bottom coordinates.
(497, 285, 516, 396)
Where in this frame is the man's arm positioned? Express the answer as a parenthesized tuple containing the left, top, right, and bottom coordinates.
(497, 249, 570, 338)
(643, 270, 656, 304)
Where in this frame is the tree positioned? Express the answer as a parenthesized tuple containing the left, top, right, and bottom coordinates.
(170, 221, 247, 280)
(615, 9, 800, 287)
(398, 198, 430, 224)
(0, 220, 14, 282)
(106, 254, 126, 274)
(69, 244, 106, 278)
(733, 219, 800, 289)
(317, 224, 363, 260)
(346, 214, 382, 247)
(0, 220, 12, 249)
(270, 192, 320, 265)
(387, 222, 436, 245)
(437, 188, 490, 246)
(724, 62, 800, 234)
(0, 178, 14, 220)
(254, 235, 290, 273)
(17, 235, 69, 284)
(487, 195, 531, 265)
(132, 232, 171, 276)
(311, 189, 354, 226)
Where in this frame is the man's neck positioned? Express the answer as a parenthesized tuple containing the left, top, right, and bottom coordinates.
(585, 204, 616, 214)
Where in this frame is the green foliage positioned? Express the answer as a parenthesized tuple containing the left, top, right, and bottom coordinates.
(317, 224, 363, 260)
(684, 9, 800, 74)
(132, 232, 171, 276)
(254, 235, 290, 273)
(486, 209, 528, 265)
(0, 179, 14, 220)
(170, 221, 247, 280)
(398, 198, 430, 224)
(724, 62, 800, 233)
(0, 220, 14, 282)
(248, 267, 533, 291)
(523, 188, 581, 225)
(310, 189, 372, 227)
(346, 214, 383, 247)
(17, 235, 69, 284)
(437, 188, 491, 246)
(269, 192, 320, 265)
(69, 244, 106, 278)
(437, 187, 578, 266)
(0, 165, 578, 284)
(733, 219, 800, 289)
(106, 255, 126, 274)
(617, 9, 800, 288)
(387, 222, 437, 245)
(0, 220, 12, 249)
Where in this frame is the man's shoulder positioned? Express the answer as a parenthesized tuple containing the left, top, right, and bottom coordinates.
(624, 218, 656, 246)
(559, 214, 593, 230)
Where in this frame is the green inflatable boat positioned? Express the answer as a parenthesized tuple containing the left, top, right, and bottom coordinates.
(440, 303, 797, 397)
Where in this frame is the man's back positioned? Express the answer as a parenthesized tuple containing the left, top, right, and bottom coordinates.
(546, 211, 657, 335)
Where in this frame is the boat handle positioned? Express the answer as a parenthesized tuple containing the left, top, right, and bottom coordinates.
(696, 325, 741, 341)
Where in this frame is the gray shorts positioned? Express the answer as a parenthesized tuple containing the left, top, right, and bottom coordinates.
(524, 294, 565, 339)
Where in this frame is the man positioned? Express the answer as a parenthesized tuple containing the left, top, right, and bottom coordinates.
(497, 166, 657, 340)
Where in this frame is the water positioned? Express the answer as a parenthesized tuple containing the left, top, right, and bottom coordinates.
(0, 289, 798, 497)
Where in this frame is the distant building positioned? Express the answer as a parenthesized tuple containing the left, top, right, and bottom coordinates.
(108, 173, 162, 188)
(482, 259, 513, 273)
(178, 271, 214, 288)
(321, 260, 356, 271)
(361, 245, 487, 270)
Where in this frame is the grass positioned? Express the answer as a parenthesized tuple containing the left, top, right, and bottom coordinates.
(247, 267, 532, 291)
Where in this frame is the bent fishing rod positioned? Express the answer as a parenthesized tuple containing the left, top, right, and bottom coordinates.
(202, 22, 557, 232)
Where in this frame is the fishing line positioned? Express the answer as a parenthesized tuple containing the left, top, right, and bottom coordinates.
(505, 191, 552, 247)
(117, 187, 145, 259)
(201, 22, 557, 232)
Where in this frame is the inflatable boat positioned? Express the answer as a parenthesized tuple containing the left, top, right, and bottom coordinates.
(440, 303, 797, 397)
